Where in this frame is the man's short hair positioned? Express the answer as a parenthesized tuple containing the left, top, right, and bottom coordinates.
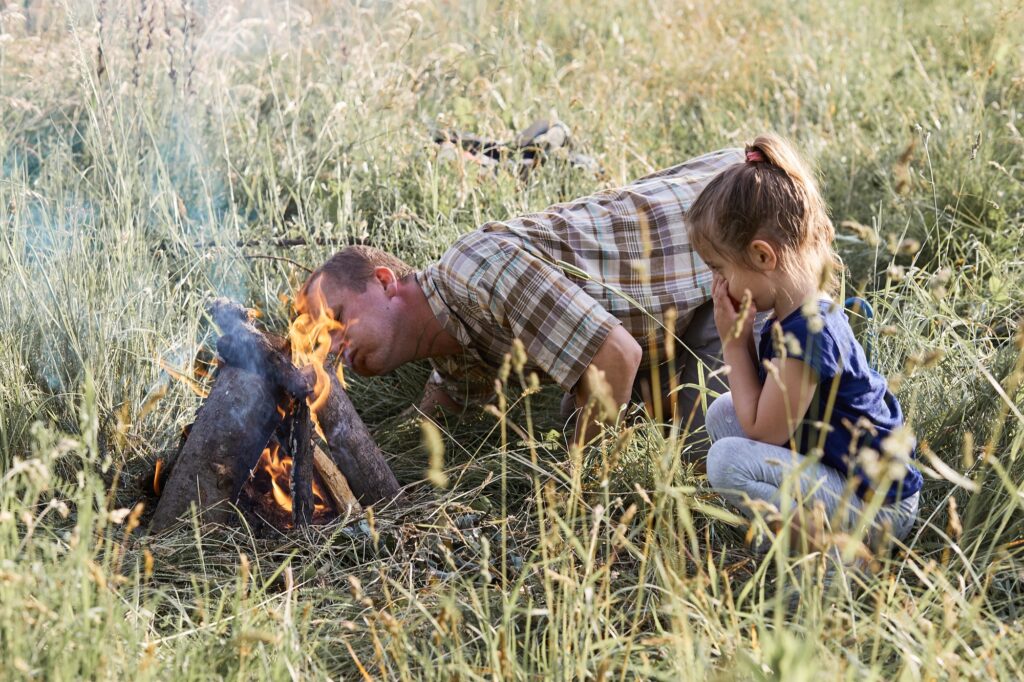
(304, 245, 415, 294)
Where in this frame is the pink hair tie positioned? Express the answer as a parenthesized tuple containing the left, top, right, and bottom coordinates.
(745, 149, 765, 163)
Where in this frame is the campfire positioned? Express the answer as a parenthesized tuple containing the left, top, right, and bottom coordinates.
(240, 439, 334, 527)
(251, 440, 329, 516)
(147, 294, 401, 533)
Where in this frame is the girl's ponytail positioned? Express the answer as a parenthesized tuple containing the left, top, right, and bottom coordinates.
(689, 133, 841, 293)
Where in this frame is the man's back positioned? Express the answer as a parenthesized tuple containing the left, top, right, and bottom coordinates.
(418, 147, 743, 403)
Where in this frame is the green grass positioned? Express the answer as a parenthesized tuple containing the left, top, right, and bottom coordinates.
(2, 0, 1024, 678)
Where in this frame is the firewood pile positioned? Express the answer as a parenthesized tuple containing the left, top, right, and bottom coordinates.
(147, 298, 401, 534)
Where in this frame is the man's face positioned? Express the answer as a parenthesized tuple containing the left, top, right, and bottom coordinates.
(298, 274, 403, 377)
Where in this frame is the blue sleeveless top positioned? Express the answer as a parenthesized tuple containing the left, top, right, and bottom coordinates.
(757, 300, 923, 503)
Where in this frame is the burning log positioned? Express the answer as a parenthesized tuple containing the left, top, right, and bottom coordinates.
(287, 401, 315, 527)
(208, 298, 313, 400)
(148, 359, 285, 533)
(314, 367, 402, 507)
(213, 297, 401, 508)
(149, 299, 299, 533)
(149, 297, 398, 534)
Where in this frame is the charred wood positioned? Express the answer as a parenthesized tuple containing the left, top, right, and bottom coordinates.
(148, 362, 284, 533)
(315, 368, 402, 507)
(288, 401, 315, 527)
(208, 298, 313, 400)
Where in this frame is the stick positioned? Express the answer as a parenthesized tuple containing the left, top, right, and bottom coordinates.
(313, 446, 361, 515)
(159, 234, 370, 254)
(243, 254, 312, 273)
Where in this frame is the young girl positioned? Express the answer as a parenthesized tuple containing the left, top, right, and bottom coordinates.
(688, 134, 922, 544)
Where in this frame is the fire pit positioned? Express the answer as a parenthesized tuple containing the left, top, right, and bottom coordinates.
(148, 297, 401, 533)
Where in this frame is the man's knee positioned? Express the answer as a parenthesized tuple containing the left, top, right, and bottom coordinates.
(705, 392, 736, 442)
(559, 391, 577, 421)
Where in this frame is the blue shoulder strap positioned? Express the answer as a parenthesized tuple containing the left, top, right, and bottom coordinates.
(844, 296, 876, 369)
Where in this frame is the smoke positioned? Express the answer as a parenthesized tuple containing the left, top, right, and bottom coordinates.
(0, 0, 359, 446)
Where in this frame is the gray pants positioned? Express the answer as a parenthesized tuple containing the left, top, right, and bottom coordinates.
(705, 393, 919, 542)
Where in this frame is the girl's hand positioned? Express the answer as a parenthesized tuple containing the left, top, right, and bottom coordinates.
(711, 273, 756, 347)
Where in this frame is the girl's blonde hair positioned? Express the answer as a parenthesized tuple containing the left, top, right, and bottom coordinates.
(688, 134, 841, 293)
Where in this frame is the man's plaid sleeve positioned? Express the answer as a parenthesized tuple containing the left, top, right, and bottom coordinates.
(471, 241, 621, 393)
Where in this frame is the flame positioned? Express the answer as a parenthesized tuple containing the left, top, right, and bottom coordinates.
(254, 441, 330, 515)
(289, 279, 346, 414)
(153, 459, 164, 495)
(261, 442, 294, 511)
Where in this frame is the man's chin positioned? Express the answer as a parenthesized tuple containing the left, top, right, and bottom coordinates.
(351, 359, 393, 377)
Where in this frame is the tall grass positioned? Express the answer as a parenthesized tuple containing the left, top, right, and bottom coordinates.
(1, 0, 1023, 677)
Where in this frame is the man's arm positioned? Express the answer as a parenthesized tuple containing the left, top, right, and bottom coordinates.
(414, 363, 496, 418)
(573, 324, 642, 443)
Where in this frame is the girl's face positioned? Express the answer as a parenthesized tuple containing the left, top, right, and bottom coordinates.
(699, 243, 779, 312)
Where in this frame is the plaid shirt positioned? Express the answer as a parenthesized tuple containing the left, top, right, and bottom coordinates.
(417, 147, 744, 404)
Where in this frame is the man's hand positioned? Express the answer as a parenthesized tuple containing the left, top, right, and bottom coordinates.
(711, 273, 756, 348)
(573, 324, 642, 443)
(417, 380, 462, 416)
(398, 378, 462, 423)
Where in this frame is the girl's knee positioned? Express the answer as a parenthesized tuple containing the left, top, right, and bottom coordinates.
(706, 437, 744, 491)
(705, 392, 737, 442)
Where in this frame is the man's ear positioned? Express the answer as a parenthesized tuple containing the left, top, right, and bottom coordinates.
(374, 266, 398, 296)
(748, 240, 778, 272)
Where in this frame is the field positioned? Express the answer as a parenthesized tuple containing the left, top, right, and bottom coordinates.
(2, 0, 1024, 678)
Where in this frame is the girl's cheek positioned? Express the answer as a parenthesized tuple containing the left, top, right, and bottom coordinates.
(725, 284, 741, 308)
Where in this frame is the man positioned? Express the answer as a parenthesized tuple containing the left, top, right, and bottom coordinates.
(298, 147, 742, 445)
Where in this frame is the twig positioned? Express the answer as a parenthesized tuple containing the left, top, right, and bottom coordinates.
(242, 254, 313, 273)
(201, 235, 357, 250)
